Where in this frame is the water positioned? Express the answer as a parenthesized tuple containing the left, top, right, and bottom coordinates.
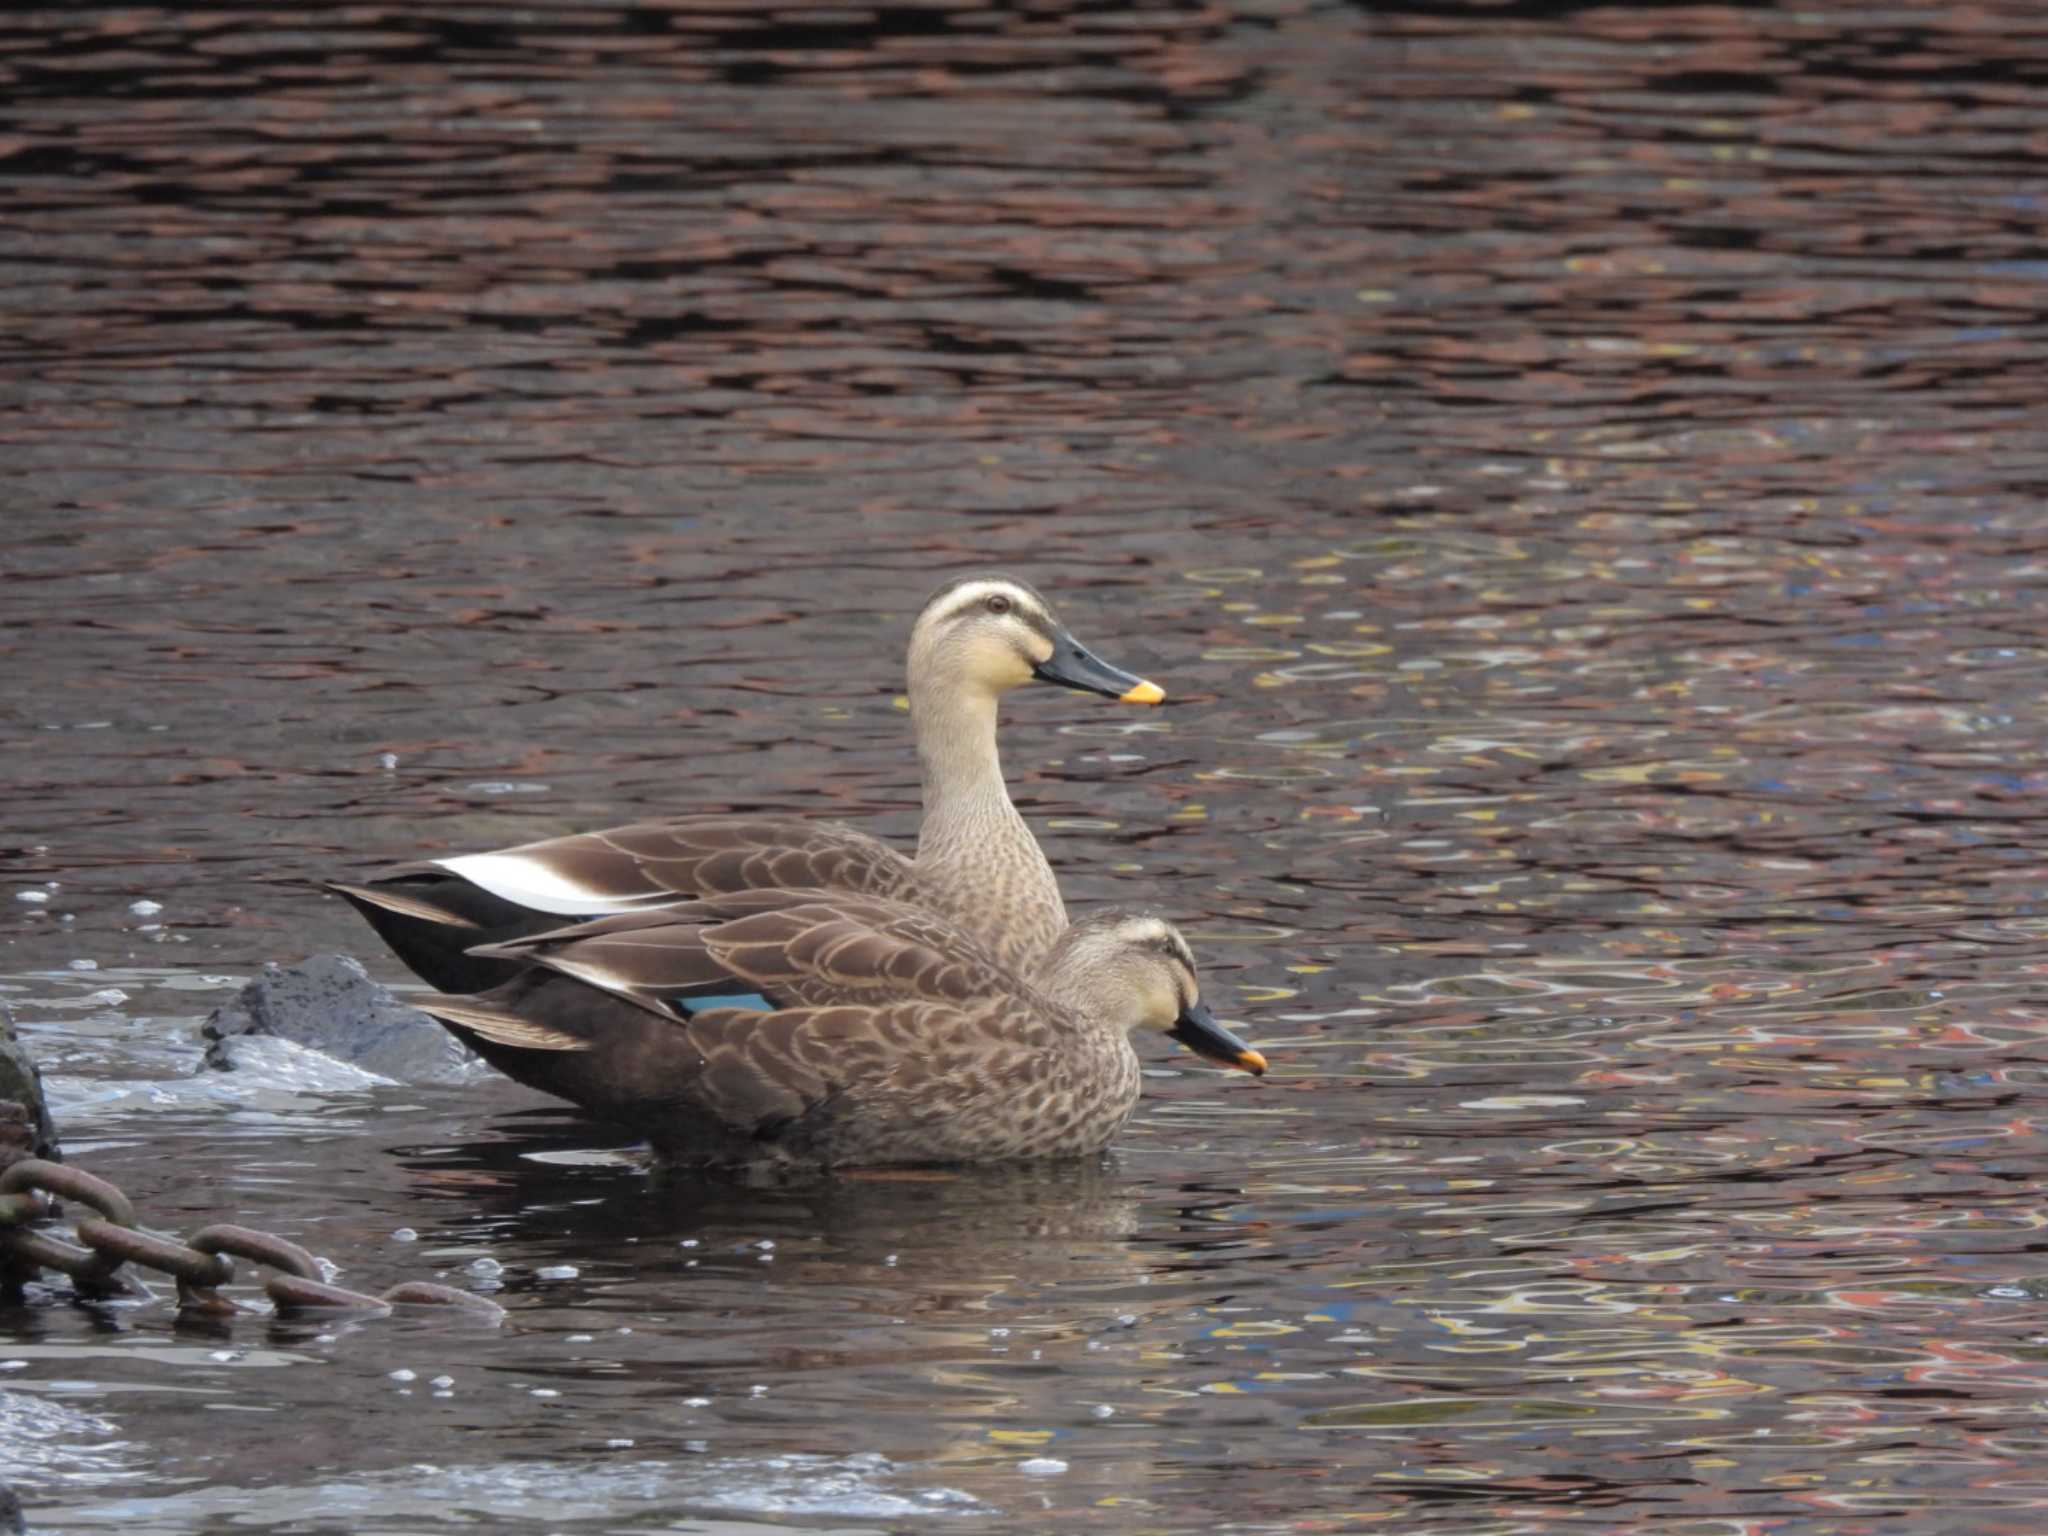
(6, 1, 2048, 1530)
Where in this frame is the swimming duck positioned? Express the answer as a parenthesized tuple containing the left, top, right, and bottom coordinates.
(331, 575, 1162, 991)
(413, 894, 1266, 1168)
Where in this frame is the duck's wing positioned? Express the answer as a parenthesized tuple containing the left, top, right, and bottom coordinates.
(328, 817, 916, 994)
(467, 891, 1005, 1019)
(437, 818, 916, 915)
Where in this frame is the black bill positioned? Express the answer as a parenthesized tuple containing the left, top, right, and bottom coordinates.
(1033, 628, 1165, 705)
(1168, 1001, 1268, 1076)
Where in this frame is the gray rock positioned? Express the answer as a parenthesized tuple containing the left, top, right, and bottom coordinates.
(0, 1000, 61, 1170)
(202, 954, 480, 1086)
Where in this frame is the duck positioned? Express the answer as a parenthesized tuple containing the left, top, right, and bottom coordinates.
(330, 575, 1163, 992)
(411, 892, 1267, 1168)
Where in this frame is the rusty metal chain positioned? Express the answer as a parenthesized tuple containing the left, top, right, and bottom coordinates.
(0, 1159, 503, 1320)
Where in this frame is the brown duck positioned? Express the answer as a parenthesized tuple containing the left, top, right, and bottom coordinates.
(330, 575, 1163, 991)
(413, 894, 1267, 1169)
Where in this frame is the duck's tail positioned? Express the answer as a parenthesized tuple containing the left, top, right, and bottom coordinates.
(325, 874, 558, 994)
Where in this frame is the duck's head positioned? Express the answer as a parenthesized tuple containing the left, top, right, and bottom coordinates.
(1049, 911, 1267, 1075)
(909, 574, 1164, 706)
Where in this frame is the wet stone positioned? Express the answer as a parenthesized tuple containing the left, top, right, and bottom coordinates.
(201, 954, 478, 1086)
(0, 1002, 61, 1171)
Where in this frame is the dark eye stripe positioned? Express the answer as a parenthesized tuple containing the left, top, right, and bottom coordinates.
(1141, 931, 1196, 975)
(942, 594, 995, 623)
(944, 588, 1049, 631)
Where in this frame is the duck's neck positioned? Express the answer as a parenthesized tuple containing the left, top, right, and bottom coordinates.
(1032, 962, 1142, 1091)
(910, 684, 1065, 949)
(1032, 958, 1104, 1022)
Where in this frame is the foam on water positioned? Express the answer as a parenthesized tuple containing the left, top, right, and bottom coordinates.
(37, 1453, 987, 1532)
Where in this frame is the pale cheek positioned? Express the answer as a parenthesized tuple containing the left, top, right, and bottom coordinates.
(963, 633, 1018, 683)
(994, 645, 1037, 688)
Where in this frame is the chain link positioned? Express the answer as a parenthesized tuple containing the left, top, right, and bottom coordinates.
(0, 1190, 50, 1227)
(0, 1161, 135, 1296)
(0, 1158, 503, 1320)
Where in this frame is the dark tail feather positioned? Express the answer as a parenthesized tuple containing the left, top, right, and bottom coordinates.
(326, 875, 567, 994)
(414, 971, 709, 1138)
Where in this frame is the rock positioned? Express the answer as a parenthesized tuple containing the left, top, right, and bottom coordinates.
(0, 1001, 61, 1171)
(0, 1481, 21, 1536)
(201, 954, 480, 1086)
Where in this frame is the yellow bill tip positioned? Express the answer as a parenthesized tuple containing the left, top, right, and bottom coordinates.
(1119, 679, 1166, 706)
(1237, 1048, 1269, 1077)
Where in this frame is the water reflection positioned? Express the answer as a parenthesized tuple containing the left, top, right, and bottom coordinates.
(9, 948, 2048, 1529)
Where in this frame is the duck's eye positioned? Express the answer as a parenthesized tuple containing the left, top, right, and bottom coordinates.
(984, 593, 1012, 615)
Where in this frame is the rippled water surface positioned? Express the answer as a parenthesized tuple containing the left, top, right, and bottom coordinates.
(7, 2, 2048, 1532)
